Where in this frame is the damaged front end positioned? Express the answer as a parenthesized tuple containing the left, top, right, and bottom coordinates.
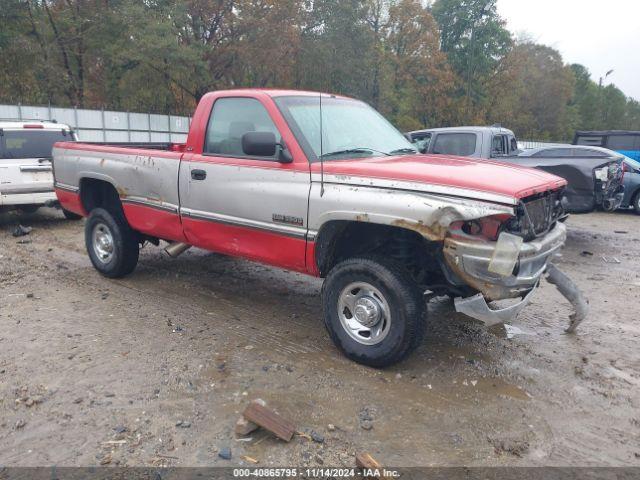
(441, 189, 587, 331)
(596, 161, 625, 212)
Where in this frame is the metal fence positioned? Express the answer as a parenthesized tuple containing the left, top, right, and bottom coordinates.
(0, 104, 191, 143)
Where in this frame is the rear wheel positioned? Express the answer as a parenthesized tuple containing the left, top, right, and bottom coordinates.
(321, 256, 425, 368)
(85, 208, 139, 278)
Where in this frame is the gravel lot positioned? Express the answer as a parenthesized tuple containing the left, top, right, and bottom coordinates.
(0, 208, 639, 467)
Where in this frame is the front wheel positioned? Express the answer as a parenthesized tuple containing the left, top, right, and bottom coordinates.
(322, 256, 425, 368)
(85, 208, 139, 278)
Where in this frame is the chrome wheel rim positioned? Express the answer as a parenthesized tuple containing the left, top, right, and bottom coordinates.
(92, 223, 115, 264)
(338, 282, 391, 345)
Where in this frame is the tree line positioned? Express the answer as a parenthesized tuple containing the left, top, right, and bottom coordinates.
(1, 0, 639, 141)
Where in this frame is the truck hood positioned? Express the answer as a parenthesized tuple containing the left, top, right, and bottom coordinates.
(313, 154, 567, 203)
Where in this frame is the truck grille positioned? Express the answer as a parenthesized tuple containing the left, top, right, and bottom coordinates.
(506, 190, 564, 241)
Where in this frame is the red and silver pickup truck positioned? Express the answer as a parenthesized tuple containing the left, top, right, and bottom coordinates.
(53, 89, 578, 367)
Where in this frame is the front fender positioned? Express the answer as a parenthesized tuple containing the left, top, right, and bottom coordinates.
(308, 183, 515, 242)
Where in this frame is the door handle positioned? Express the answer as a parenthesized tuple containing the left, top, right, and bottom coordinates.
(191, 169, 207, 181)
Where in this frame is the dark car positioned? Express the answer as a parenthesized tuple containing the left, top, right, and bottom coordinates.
(513, 146, 625, 213)
(621, 157, 640, 213)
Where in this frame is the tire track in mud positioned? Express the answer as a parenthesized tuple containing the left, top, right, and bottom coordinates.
(6, 232, 328, 358)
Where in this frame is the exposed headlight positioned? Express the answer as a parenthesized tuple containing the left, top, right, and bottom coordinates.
(594, 167, 609, 182)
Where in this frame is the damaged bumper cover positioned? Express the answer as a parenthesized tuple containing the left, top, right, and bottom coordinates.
(444, 222, 567, 326)
(454, 287, 538, 327)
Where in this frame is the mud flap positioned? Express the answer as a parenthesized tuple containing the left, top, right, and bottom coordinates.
(545, 264, 589, 333)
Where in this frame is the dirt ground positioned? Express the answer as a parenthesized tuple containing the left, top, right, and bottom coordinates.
(0, 207, 639, 468)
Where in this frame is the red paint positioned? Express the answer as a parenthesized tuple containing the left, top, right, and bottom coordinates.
(55, 189, 86, 216)
(122, 203, 187, 243)
(182, 217, 308, 274)
(305, 241, 320, 276)
(311, 155, 567, 201)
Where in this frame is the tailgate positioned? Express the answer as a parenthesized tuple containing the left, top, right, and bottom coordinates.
(0, 157, 54, 195)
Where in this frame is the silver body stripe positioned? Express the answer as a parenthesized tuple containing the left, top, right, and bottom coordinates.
(121, 196, 179, 214)
(54, 182, 79, 193)
(180, 207, 308, 239)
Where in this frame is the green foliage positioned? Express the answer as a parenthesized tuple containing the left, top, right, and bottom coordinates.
(1, 0, 639, 138)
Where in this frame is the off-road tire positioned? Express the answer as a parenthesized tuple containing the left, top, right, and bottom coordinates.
(322, 256, 425, 368)
(62, 209, 83, 220)
(85, 208, 139, 278)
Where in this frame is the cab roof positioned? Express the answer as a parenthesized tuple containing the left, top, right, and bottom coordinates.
(205, 88, 353, 100)
(409, 126, 516, 136)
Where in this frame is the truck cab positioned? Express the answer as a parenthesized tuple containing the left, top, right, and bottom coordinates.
(0, 120, 77, 215)
(408, 126, 520, 159)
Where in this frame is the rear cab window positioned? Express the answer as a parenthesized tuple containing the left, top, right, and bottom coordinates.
(432, 133, 477, 156)
(1, 129, 73, 159)
(204, 97, 281, 160)
(491, 135, 507, 156)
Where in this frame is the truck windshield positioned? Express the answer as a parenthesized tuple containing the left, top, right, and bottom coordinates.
(274, 96, 416, 161)
(1, 130, 72, 159)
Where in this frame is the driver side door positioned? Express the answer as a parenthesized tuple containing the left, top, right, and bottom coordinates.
(179, 95, 311, 272)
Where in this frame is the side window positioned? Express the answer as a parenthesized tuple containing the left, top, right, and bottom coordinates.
(576, 136, 604, 146)
(607, 135, 640, 151)
(204, 97, 280, 158)
(491, 135, 507, 156)
(432, 133, 476, 156)
(509, 137, 519, 154)
(411, 133, 432, 153)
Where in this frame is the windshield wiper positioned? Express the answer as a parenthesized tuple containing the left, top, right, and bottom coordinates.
(320, 147, 391, 159)
(388, 148, 418, 155)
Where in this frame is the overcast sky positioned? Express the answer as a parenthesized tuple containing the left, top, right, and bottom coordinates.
(496, 0, 640, 101)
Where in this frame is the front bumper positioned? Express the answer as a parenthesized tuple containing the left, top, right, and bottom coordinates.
(443, 222, 567, 325)
(454, 288, 537, 327)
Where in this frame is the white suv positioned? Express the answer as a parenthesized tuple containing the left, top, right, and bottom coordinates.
(0, 120, 79, 218)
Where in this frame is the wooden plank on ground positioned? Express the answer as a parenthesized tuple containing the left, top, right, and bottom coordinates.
(242, 402, 296, 442)
(356, 452, 383, 470)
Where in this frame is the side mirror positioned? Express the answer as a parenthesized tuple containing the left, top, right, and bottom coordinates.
(242, 131, 277, 157)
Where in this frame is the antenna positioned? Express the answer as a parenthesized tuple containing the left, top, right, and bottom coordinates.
(319, 92, 325, 197)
